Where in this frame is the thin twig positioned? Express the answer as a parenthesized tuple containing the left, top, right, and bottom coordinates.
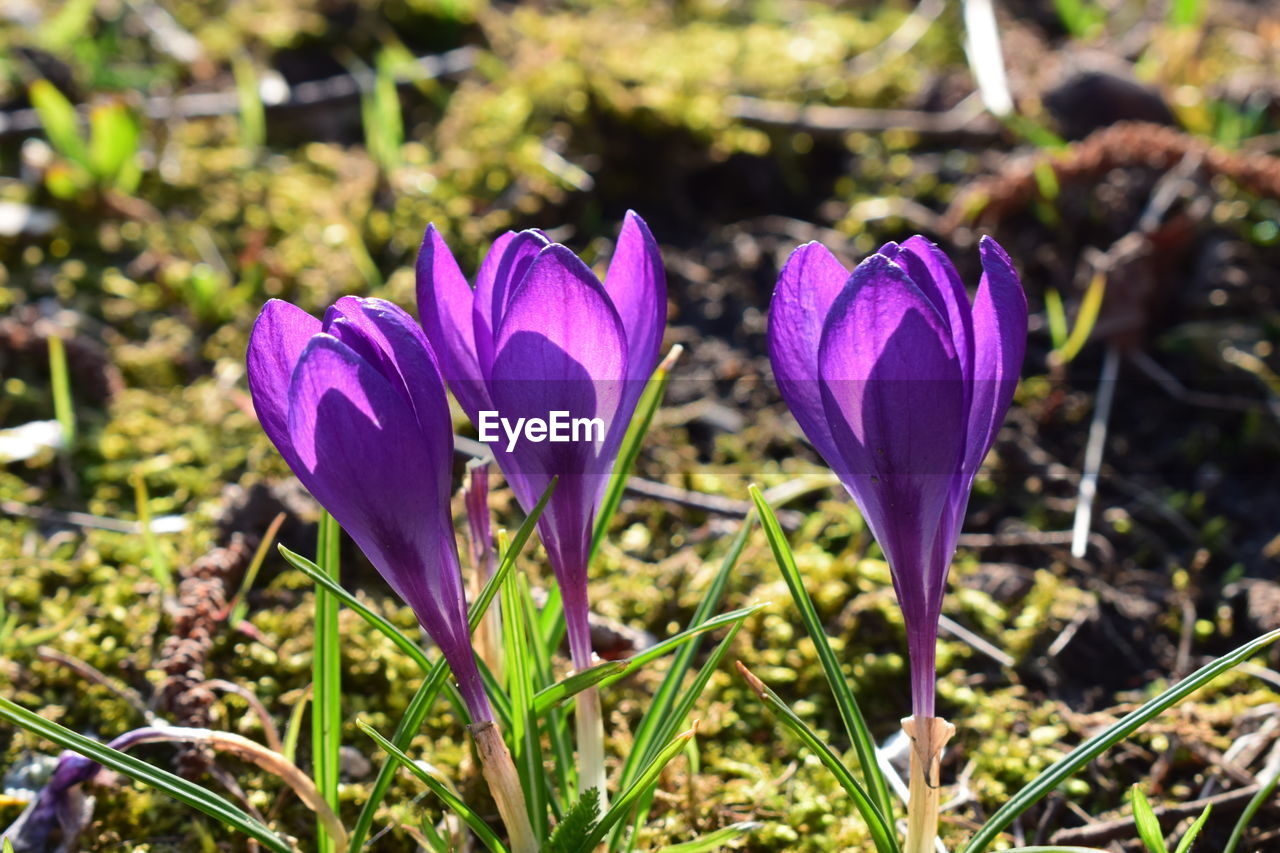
(202, 680, 284, 754)
(1071, 345, 1120, 558)
(0, 48, 476, 139)
(36, 645, 155, 723)
(1051, 784, 1263, 846)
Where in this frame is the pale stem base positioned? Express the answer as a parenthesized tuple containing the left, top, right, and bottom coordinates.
(902, 715, 955, 853)
(473, 720, 538, 853)
(575, 684, 609, 809)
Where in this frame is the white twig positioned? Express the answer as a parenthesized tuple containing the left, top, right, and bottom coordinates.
(1071, 346, 1121, 558)
(961, 0, 1013, 117)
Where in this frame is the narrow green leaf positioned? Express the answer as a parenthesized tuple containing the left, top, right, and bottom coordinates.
(313, 512, 342, 853)
(132, 469, 171, 589)
(282, 687, 311, 765)
(963, 628, 1280, 852)
(1130, 786, 1168, 853)
(46, 334, 75, 449)
(0, 696, 289, 852)
(1168, 0, 1205, 28)
(234, 56, 266, 151)
(534, 607, 762, 716)
(1044, 288, 1069, 352)
(229, 512, 286, 626)
(1058, 272, 1107, 364)
(654, 822, 761, 853)
(502, 569, 547, 839)
(998, 848, 1110, 852)
(1225, 746, 1279, 853)
(611, 515, 754, 851)
(517, 569, 576, 806)
(357, 719, 509, 853)
(279, 545, 433, 673)
(88, 101, 139, 185)
(1174, 803, 1211, 853)
(748, 484, 895, 825)
(737, 663, 900, 853)
(345, 476, 556, 852)
(29, 79, 89, 168)
(574, 728, 697, 853)
(618, 620, 747, 851)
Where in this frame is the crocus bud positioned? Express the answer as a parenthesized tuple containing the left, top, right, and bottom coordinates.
(416, 213, 667, 802)
(247, 296, 536, 852)
(768, 235, 1027, 719)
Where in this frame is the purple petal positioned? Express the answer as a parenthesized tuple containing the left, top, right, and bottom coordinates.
(472, 230, 549, 376)
(895, 235, 976, 387)
(605, 211, 667, 402)
(416, 225, 492, 418)
(965, 236, 1028, 474)
(322, 296, 455, 490)
(816, 254, 967, 716)
(487, 244, 627, 668)
(286, 335, 489, 719)
(766, 242, 850, 466)
(246, 299, 321, 468)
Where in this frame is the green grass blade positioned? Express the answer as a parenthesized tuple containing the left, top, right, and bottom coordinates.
(963, 628, 1280, 853)
(233, 55, 266, 151)
(654, 822, 761, 852)
(46, 334, 75, 449)
(609, 516, 754, 851)
(282, 687, 311, 765)
(345, 477, 556, 852)
(517, 570, 576, 808)
(574, 727, 697, 853)
(279, 545, 433, 673)
(501, 569, 547, 839)
(1044, 288, 1069, 352)
(1225, 746, 1279, 853)
(313, 512, 342, 853)
(748, 484, 895, 825)
(616, 620, 748, 851)
(131, 469, 172, 590)
(1175, 803, 1211, 853)
(1130, 786, 1168, 853)
(229, 512, 286, 626)
(29, 79, 89, 168)
(533, 607, 762, 716)
(737, 663, 900, 853)
(1057, 271, 1107, 364)
(88, 101, 139, 186)
(357, 719, 510, 853)
(0, 696, 290, 852)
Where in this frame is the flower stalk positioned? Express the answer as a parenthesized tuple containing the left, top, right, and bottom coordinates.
(473, 721, 538, 853)
(902, 715, 955, 853)
(575, 683, 608, 806)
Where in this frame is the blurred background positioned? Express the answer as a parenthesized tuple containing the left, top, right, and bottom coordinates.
(3, 0, 1280, 850)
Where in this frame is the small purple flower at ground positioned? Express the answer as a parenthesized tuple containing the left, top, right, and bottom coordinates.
(247, 296, 490, 721)
(416, 213, 666, 799)
(416, 212, 665, 673)
(246, 296, 535, 851)
(767, 235, 1027, 720)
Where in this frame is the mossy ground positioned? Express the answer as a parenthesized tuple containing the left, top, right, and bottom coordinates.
(3, 1, 1280, 850)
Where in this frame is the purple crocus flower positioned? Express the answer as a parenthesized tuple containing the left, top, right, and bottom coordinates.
(415, 213, 666, 675)
(247, 295, 492, 722)
(768, 235, 1027, 720)
(247, 296, 536, 850)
